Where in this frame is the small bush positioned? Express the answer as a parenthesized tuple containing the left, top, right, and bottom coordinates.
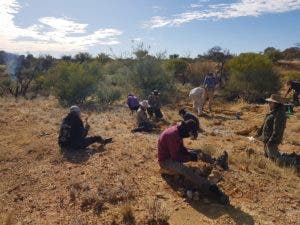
(282, 71, 300, 82)
(225, 53, 281, 102)
(188, 61, 216, 85)
(45, 61, 103, 105)
(131, 57, 175, 102)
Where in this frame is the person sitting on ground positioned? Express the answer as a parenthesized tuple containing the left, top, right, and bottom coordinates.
(179, 109, 201, 132)
(256, 94, 300, 169)
(158, 119, 229, 204)
(127, 93, 140, 112)
(203, 72, 218, 111)
(189, 86, 205, 116)
(284, 80, 300, 106)
(58, 106, 112, 151)
(131, 100, 154, 133)
(148, 90, 163, 119)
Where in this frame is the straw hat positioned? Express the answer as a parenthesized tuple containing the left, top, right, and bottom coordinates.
(139, 100, 149, 108)
(265, 94, 284, 104)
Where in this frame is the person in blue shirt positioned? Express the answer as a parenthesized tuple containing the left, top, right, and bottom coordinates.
(203, 72, 218, 111)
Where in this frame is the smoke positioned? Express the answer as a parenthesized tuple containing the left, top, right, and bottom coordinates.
(2, 52, 23, 79)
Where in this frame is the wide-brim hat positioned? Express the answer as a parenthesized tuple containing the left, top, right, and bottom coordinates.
(152, 90, 160, 95)
(139, 100, 149, 108)
(265, 94, 284, 104)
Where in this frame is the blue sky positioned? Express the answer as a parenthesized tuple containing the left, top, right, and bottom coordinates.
(0, 0, 300, 57)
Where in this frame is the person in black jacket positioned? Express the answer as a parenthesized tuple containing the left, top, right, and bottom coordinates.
(179, 109, 201, 132)
(285, 80, 300, 106)
(58, 106, 112, 150)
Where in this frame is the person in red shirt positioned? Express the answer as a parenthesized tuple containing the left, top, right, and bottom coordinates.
(158, 120, 229, 204)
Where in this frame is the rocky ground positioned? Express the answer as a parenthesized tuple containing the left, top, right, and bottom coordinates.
(0, 96, 299, 225)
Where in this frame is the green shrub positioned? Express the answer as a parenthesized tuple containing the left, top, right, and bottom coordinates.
(226, 53, 280, 102)
(164, 58, 188, 84)
(45, 62, 102, 105)
(96, 84, 122, 104)
(131, 57, 175, 102)
(282, 71, 300, 82)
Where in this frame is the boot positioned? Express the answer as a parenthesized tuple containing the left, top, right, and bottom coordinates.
(103, 138, 113, 144)
(215, 151, 229, 170)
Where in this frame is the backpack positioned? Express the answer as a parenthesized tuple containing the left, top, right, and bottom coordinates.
(58, 120, 71, 148)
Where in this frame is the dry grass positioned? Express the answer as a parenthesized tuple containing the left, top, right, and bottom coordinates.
(0, 97, 299, 225)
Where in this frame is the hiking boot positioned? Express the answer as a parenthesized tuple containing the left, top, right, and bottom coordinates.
(216, 151, 229, 170)
(103, 138, 112, 144)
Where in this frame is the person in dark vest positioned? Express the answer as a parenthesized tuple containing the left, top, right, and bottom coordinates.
(148, 90, 163, 119)
(285, 80, 300, 106)
(58, 106, 112, 151)
(256, 94, 300, 170)
(179, 109, 201, 132)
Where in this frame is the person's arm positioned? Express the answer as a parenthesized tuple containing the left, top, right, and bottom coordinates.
(203, 76, 208, 87)
(285, 87, 292, 97)
(167, 137, 181, 162)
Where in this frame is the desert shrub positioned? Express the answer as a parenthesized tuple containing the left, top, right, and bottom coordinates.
(103, 60, 125, 75)
(96, 84, 122, 105)
(45, 61, 103, 105)
(225, 53, 280, 102)
(164, 58, 188, 84)
(188, 61, 216, 85)
(282, 71, 300, 82)
(131, 57, 175, 102)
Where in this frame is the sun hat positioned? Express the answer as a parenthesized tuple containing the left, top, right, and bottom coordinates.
(265, 94, 284, 104)
(139, 100, 149, 108)
(152, 90, 160, 95)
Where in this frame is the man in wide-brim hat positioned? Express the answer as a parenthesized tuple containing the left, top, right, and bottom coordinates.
(148, 89, 163, 119)
(256, 94, 299, 170)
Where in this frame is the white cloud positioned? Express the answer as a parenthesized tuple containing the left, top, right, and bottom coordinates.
(0, 0, 122, 55)
(144, 0, 300, 28)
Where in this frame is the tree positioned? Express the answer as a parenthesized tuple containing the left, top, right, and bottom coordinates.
(282, 47, 300, 60)
(263, 47, 282, 63)
(96, 53, 112, 64)
(74, 52, 92, 63)
(164, 58, 188, 85)
(61, 55, 72, 61)
(206, 46, 232, 85)
(169, 54, 179, 59)
(226, 53, 280, 102)
(2, 54, 55, 97)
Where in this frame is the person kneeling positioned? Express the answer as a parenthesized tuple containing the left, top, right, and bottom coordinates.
(58, 106, 112, 151)
(132, 100, 153, 133)
(157, 120, 229, 204)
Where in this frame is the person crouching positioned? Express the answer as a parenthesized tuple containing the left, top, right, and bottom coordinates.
(58, 106, 112, 151)
(131, 100, 154, 133)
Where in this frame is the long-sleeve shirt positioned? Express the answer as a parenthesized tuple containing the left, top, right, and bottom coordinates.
(203, 75, 218, 89)
(136, 108, 149, 125)
(287, 81, 300, 94)
(257, 106, 286, 146)
(127, 95, 139, 109)
(158, 125, 190, 162)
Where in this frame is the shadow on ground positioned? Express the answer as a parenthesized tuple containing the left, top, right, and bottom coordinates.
(61, 145, 107, 164)
(161, 174, 255, 225)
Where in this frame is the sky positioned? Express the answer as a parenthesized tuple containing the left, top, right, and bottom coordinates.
(0, 0, 300, 58)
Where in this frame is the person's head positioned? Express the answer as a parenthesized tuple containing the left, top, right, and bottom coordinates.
(265, 94, 284, 110)
(70, 105, 81, 117)
(208, 72, 214, 76)
(152, 90, 159, 96)
(128, 93, 133, 97)
(139, 100, 149, 110)
(178, 119, 198, 140)
(179, 109, 186, 117)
